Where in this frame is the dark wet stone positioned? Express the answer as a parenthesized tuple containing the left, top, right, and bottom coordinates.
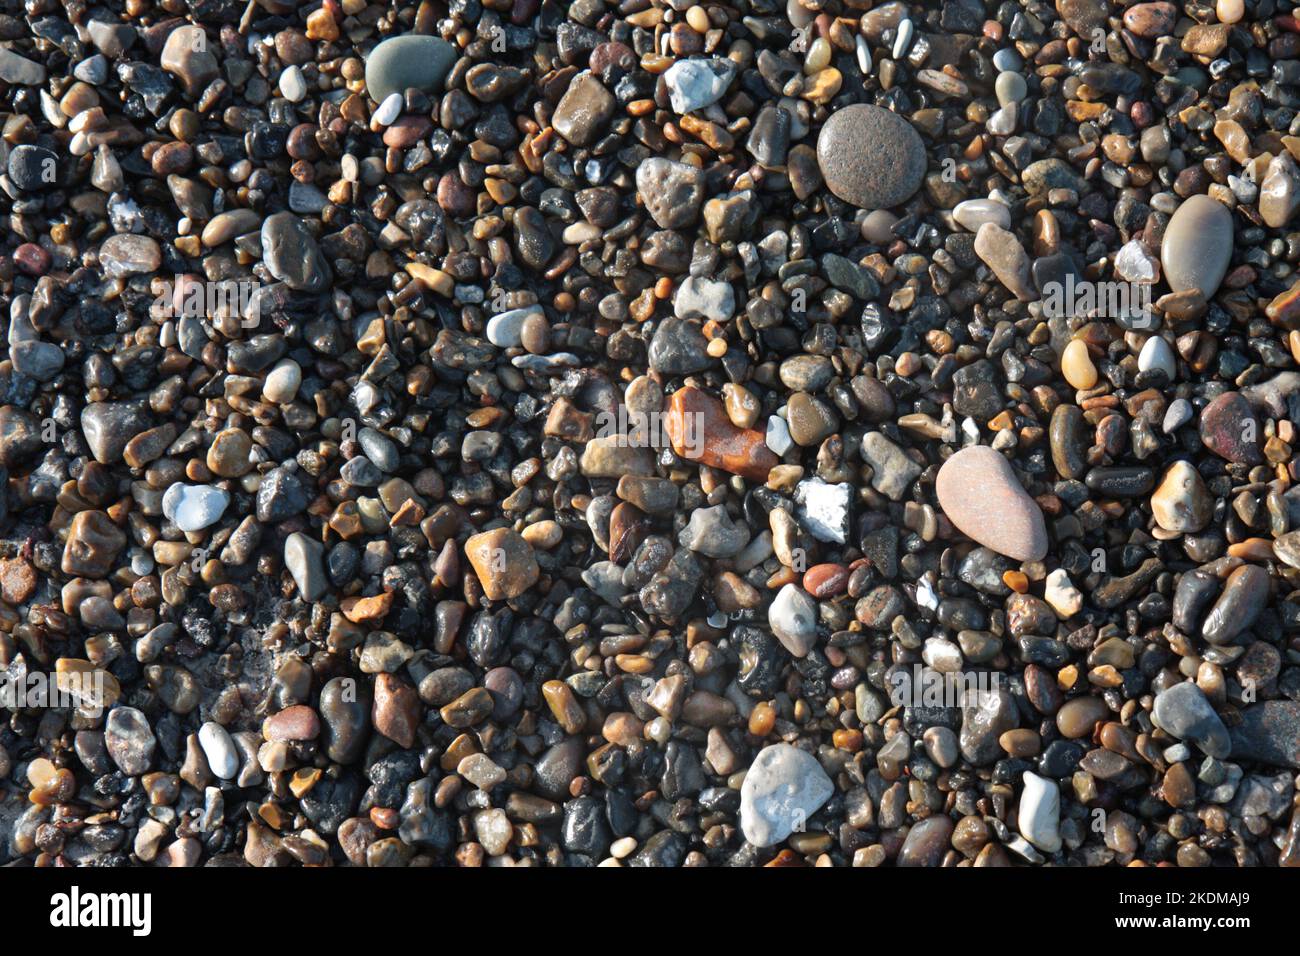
(1152, 683, 1230, 758)
(1049, 404, 1086, 479)
(1084, 466, 1154, 497)
(1200, 391, 1263, 465)
(320, 676, 370, 764)
(533, 738, 586, 801)
(1230, 701, 1300, 769)
(261, 212, 330, 293)
(747, 103, 791, 167)
(256, 466, 312, 522)
(1173, 569, 1220, 634)
(562, 796, 612, 857)
(0, 406, 43, 468)
(1201, 565, 1268, 645)
(1093, 558, 1162, 609)
(513, 206, 554, 270)
(960, 687, 1018, 766)
(7, 144, 57, 191)
(81, 400, 152, 465)
(736, 625, 787, 698)
(648, 317, 712, 375)
(897, 815, 955, 867)
(628, 829, 686, 867)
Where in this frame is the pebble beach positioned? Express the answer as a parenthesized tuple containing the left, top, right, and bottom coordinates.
(0, 0, 1298, 869)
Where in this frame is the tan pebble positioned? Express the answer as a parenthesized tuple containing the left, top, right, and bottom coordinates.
(802, 67, 841, 104)
(721, 382, 760, 429)
(1216, 0, 1243, 22)
(1150, 459, 1211, 533)
(1061, 339, 1098, 390)
(464, 528, 539, 600)
(804, 37, 832, 75)
(521, 520, 563, 549)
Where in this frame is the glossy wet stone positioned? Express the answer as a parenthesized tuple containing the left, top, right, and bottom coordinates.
(1199, 391, 1263, 465)
(1152, 683, 1231, 759)
(1201, 565, 1268, 645)
(665, 386, 776, 482)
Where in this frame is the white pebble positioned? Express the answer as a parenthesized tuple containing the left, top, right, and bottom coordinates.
(793, 477, 851, 544)
(994, 71, 1027, 107)
(953, 198, 1011, 232)
(892, 18, 914, 60)
(198, 721, 239, 779)
(986, 104, 1017, 135)
(855, 35, 873, 75)
(486, 306, 542, 348)
(1044, 568, 1083, 618)
(766, 413, 793, 455)
(374, 92, 404, 126)
(263, 358, 302, 404)
(279, 65, 307, 102)
(162, 483, 230, 532)
(1138, 335, 1177, 380)
(768, 583, 818, 658)
(740, 743, 835, 847)
(922, 636, 962, 672)
(1019, 771, 1062, 853)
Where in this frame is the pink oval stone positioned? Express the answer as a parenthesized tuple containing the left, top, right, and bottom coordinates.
(262, 704, 321, 742)
(935, 445, 1048, 562)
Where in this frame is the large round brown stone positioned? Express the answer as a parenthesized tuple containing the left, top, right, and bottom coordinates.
(815, 104, 926, 209)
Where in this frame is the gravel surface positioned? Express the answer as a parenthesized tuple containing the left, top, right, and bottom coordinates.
(2, 0, 1300, 868)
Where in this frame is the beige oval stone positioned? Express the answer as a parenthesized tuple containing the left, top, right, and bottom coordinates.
(1150, 460, 1211, 533)
(1061, 339, 1098, 390)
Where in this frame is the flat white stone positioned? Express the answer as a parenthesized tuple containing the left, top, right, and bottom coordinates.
(1019, 771, 1062, 852)
(766, 414, 793, 455)
(162, 483, 230, 532)
(374, 92, 403, 126)
(793, 478, 851, 544)
(198, 721, 239, 779)
(486, 305, 543, 348)
(768, 583, 817, 657)
(740, 743, 834, 847)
